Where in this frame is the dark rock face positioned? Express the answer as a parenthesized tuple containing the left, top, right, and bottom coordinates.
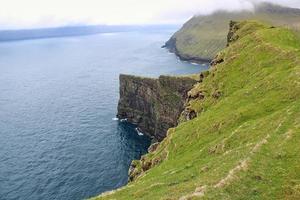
(161, 37, 177, 53)
(117, 74, 197, 141)
(210, 56, 224, 66)
(227, 20, 240, 46)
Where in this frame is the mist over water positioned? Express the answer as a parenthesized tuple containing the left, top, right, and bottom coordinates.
(0, 29, 208, 200)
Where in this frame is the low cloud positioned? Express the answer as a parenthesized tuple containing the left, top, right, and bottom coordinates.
(157, 0, 300, 23)
(0, 0, 299, 29)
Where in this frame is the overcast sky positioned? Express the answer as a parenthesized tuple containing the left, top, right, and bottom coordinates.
(0, 0, 299, 29)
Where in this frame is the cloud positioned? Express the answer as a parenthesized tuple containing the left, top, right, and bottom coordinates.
(0, 0, 299, 29)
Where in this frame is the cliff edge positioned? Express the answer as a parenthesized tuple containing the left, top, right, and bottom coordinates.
(93, 20, 300, 200)
(117, 74, 198, 141)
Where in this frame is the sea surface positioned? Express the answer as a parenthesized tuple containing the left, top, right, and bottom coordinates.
(0, 29, 209, 200)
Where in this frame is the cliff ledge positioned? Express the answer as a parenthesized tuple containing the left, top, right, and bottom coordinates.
(117, 74, 198, 141)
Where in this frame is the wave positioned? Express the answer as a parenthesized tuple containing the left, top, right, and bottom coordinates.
(120, 118, 128, 122)
(135, 128, 144, 136)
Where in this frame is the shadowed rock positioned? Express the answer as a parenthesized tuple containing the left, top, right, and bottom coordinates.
(117, 74, 197, 141)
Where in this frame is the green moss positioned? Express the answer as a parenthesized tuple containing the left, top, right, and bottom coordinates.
(92, 21, 300, 200)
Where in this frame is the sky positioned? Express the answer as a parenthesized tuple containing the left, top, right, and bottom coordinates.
(0, 0, 300, 29)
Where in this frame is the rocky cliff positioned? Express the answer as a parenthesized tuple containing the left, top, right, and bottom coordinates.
(117, 74, 198, 141)
(93, 20, 300, 200)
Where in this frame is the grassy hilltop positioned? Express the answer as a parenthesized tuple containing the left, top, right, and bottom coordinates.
(92, 21, 300, 199)
(164, 2, 300, 61)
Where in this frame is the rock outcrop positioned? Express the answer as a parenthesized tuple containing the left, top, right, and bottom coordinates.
(117, 74, 198, 141)
(227, 20, 240, 46)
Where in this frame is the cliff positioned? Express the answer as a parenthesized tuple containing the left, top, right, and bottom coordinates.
(117, 74, 198, 141)
(163, 2, 300, 61)
(93, 20, 300, 200)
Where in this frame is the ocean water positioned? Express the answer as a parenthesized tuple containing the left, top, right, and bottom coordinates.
(0, 29, 209, 200)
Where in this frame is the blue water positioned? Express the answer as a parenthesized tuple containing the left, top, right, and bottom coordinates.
(0, 29, 209, 200)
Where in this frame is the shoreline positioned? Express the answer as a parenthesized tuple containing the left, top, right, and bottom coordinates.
(162, 43, 212, 65)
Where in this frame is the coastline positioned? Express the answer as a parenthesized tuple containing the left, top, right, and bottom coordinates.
(161, 39, 212, 64)
(93, 20, 300, 199)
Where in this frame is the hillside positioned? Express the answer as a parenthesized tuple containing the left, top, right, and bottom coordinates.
(0, 25, 179, 42)
(163, 2, 300, 61)
(92, 20, 300, 199)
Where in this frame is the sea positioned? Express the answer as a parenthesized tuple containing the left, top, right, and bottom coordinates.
(0, 28, 209, 200)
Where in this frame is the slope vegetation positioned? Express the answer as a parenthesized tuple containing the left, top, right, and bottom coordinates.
(164, 2, 300, 61)
(93, 21, 300, 199)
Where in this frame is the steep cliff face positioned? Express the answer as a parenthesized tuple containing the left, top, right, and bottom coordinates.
(163, 2, 300, 61)
(93, 21, 300, 200)
(117, 74, 198, 141)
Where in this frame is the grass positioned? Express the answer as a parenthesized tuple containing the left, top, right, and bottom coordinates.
(91, 21, 300, 199)
(171, 2, 300, 60)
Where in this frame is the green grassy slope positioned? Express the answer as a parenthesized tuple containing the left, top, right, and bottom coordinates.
(167, 2, 300, 60)
(92, 21, 300, 200)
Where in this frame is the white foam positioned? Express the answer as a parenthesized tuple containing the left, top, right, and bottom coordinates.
(135, 128, 144, 136)
(120, 118, 128, 122)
